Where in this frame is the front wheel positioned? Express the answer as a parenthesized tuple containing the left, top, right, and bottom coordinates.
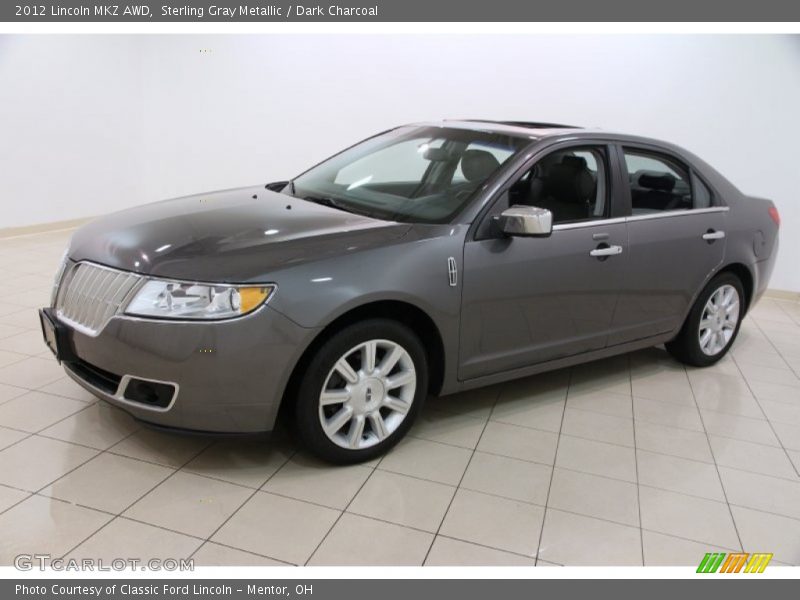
(294, 319, 427, 464)
(666, 272, 744, 367)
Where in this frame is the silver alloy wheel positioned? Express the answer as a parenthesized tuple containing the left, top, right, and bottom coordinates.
(318, 339, 416, 450)
(698, 284, 740, 356)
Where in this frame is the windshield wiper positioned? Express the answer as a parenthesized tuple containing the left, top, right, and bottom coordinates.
(302, 195, 358, 214)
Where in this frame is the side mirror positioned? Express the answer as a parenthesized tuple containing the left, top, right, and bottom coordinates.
(496, 205, 553, 237)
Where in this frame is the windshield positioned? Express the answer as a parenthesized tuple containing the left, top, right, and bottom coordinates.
(289, 126, 530, 223)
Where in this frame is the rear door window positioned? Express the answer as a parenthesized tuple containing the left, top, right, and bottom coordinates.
(622, 149, 695, 214)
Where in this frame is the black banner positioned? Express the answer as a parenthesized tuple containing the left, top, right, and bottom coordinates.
(2, 0, 800, 22)
(5, 579, 800, 600)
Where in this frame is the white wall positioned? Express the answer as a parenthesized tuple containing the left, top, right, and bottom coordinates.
(1, 35, 799, 291)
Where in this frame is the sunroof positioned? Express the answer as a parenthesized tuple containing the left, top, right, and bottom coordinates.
(461, 119, 579, 129)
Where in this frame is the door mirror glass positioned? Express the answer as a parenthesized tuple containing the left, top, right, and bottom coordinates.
(497, 205, 553, 237)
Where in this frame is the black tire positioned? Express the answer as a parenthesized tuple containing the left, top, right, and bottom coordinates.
(294, 319, 427, 464)
(666, 272, 745, 367)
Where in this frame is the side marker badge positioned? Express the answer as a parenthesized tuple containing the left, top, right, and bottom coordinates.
(447, 257, 457, 287)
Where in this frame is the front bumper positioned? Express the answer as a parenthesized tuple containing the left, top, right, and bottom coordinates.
(48, 305, 317, 433)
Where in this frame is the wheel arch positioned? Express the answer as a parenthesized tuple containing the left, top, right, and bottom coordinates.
(278, 299, 447, 418)
(717, 262, 755, 314)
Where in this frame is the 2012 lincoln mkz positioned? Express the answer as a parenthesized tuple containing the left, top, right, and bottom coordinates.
(39, 121, 780, 462)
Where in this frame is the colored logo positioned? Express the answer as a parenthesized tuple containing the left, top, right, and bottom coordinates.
(697, 552, 773, 573)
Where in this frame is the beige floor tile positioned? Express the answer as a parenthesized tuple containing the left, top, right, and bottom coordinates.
(538, 508, 642, 566)
(191, 542, 288, 566)
(695, 393, 767, 420)
(565, 389, 633, 418)
(2, 308, 43, 330)
(0, 323, 26, 341)
(789, 450, 800, 474)
(109, 428, 211, 468)
(555, 435, 636, 483)
(490, 372, 568, 432)
(0, 355, 63, 389)
(637, 450, 725, 501)
(425, 536, 536, 567)
(43, 453, 172, 513)
(263, 455, 371, 510)
(638, 486, 740, 549)
(348, 469, 455, 532)
(125, 471, 253, 538)
(425, 536, 536, 566)
(0, 495, 111, 564)
(569, 356, 631, 396)
(379, 437, 472, 485)
(634, 396, 704, 432)
(427, 385, 500, 420)
(740, 363, 800, 388)
(40, 402, 140, 450)
(0, 350, 27, 369)
(709, 435, 798, 480)
(0, 382, 27, 405)
(731, 506, 800, 565)
(642, 530, 734, 566)
(440, 489, 544, 557)
(635, 421, 714, 463)
(700, 410, 780, 446)
(0, 485, 29, 513)
(749, 380, 800, 406)
(733, 347, 788, 370)
(37, 377, 98, 402)
(211, 491, 339, 565)
(759, 399, 800, 427)
(477, 421, 558, 464)
(0, 302, 27, 318)
(183, 438, 293, 489)
(561, 407, 634, 447)
(0, 331, 47, 357)
(409, 408, 485, 449)
(69, 517, 202, 561)
(0, 390, 88, 432)
(461, 451, 551, 505)
(309, 513, 432, 566)
(772, 422, 800, 452)
(0, 435, 97, 491)
(719, 466, 800, 520)
(490, 395, 565, 433)
(631, 369, 695, 407)
(0, 426, 27, 451)
(548, 468, 639, 527)
(688, 370, 755, 402)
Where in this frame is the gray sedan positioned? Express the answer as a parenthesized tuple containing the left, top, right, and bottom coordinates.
(39, 121, 780, 462)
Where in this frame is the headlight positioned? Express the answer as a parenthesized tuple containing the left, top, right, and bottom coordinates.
(124, 279, 275, 320)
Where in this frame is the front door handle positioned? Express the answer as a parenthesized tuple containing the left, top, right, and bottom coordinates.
(590, 244, 623, 258)
(702, 229, 726, 242)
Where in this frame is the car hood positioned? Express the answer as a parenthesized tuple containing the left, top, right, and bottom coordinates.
(68, 185, 411, 282)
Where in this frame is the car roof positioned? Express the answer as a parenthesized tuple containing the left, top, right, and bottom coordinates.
(410, 119, 673, 148)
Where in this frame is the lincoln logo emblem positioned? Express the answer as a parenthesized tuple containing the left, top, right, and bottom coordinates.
(365, 388, 373, 402)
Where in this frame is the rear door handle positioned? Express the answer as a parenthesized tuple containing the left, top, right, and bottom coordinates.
(702, 230, 725, 242)
(589, 244, 623, 258)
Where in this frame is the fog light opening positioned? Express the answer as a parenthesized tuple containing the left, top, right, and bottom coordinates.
(123, 378, 175, 408)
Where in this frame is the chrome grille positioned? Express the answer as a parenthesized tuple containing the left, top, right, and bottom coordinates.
(56, 262, 142, 336)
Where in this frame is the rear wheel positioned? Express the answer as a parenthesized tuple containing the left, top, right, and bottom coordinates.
(666, 272, 744, 367)
(294, 319, 427, 464)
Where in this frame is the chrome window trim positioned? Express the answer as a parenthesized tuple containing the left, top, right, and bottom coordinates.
(551, 206, 730, 231)
(64, 363, 179, 413)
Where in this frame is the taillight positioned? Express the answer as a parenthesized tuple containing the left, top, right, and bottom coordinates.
(768, 205, 781, 227)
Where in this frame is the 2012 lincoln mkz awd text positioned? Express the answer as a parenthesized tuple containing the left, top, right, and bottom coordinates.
(39, 121, 780, 462)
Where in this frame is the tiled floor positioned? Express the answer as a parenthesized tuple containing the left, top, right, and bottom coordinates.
(0, 229, 799, 567)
